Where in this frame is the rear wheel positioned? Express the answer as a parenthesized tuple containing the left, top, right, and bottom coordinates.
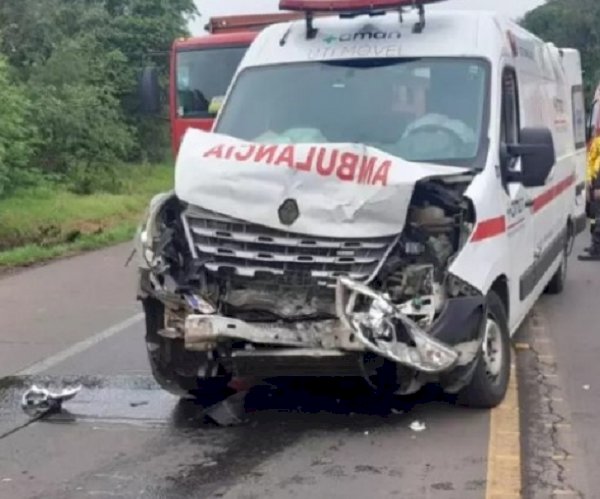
(457, 291, 510, 409)
(143, 298, 232, 403)
(546, 229, 571, 295)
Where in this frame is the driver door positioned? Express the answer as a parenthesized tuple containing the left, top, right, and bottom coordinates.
(501, 67, 536, 329)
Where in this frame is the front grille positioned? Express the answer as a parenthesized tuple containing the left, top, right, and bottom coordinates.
(182, 206, 397, 288)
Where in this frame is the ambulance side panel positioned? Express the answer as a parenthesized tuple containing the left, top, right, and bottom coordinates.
(451, 22, 582, 334)
(559, 48, 587, 234)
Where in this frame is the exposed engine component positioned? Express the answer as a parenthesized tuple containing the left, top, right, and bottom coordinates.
(368, 179, 474, 329)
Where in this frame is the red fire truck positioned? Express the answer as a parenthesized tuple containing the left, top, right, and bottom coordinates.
(168, 13, 309, 156)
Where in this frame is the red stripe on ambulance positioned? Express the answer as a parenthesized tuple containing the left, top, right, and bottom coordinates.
(532, 173, 575, 213)
(472, 174, 576, 242)
(471, 216, 507, 242)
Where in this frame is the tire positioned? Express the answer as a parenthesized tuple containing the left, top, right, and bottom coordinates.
(546, 230, 570, 295)
(143, 298, 232, 403)
(457, 291, 511, 409)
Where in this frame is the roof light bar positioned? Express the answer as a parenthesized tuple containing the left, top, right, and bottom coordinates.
(279, 0, 444, 12)
(279, 0, 447, 38)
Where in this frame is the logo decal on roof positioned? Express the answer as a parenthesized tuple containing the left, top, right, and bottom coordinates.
(320, 30, 402, 44)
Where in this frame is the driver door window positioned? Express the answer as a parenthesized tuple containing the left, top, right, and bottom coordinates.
(501, 68, 520, 170)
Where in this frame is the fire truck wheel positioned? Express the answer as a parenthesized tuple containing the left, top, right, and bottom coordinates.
(143, 298, 233, 404)
(457, 291, 510, 409)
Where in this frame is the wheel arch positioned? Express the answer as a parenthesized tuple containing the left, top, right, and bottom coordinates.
(489, 274, 510, 322)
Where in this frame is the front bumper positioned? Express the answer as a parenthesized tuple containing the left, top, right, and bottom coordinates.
(181, 278, 484, 375)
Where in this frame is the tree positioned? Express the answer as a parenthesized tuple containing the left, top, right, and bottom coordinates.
(0, 57, 38, 196)
(95, 0, 198, 161)
(27, 35, 134, 174)
(0, 0, 199, 197)
(522, 0, 600, 99)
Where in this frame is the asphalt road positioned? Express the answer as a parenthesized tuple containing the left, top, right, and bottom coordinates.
(0, 237, 597, 498)
(517, 235, 600, 498)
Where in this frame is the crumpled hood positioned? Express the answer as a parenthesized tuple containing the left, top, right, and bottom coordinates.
(175, 129, 469, 239)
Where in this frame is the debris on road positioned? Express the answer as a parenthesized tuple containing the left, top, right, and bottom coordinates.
(204, 391, 247, 427)
(409, 421, 427, 432)
(21, 384, 82, 417)
(583, 384, 591, 391)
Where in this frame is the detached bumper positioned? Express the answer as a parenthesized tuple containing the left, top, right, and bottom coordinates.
(182, 278, 484, 375)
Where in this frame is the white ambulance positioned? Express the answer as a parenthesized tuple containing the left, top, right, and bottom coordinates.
(136, 0, 587, 408)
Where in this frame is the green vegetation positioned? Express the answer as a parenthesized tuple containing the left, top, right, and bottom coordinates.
(522, 0, 600, 99)
(0, 224, 137, 269)
(0, 0, 195, 267)
(0, 164, 172, 268)
(0, 0, 196, 197)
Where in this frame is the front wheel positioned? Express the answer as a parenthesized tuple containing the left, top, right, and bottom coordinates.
(143, 298, 233, 404)
(457, 291, 511, 409)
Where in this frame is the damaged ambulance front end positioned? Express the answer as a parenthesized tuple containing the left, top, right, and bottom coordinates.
(136, 130, 496, 405)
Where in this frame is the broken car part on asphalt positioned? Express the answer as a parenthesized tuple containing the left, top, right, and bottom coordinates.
(21, 385, 82, 417)
(409, 421, 427, 432)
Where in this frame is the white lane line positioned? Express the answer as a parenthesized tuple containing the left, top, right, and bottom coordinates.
(16, 313, 144, 376)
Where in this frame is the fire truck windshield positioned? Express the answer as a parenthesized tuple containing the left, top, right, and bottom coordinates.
(216, 58, 490, 167)
(176, 46, 247, 119)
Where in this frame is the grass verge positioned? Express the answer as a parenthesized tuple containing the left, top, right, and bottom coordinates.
(0, 164, 172, 269)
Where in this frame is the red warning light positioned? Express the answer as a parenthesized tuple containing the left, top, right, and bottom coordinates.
(279, 0, 446, 12)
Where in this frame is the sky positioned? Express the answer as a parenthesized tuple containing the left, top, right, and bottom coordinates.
(191, 0, 547, 34)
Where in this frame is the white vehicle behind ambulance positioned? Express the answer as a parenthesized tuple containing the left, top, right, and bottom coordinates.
(136, 0, 587, 408)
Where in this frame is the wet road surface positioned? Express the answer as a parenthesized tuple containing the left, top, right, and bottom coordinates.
(0, 374, 489, 499)
(0, 238, 596, 498)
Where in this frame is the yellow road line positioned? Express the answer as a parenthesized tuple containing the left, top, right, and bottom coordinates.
(486, 362, 522, 499)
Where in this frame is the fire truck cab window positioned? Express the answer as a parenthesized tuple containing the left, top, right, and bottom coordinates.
(176, 46, 246, 118)
(216, 57, 490, 167)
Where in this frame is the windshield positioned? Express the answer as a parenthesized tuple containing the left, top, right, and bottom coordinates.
(216, 58, 490, 166)
(176, 46, 247, 119)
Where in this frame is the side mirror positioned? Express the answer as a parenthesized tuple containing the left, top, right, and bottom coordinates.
(139, 66, 161, 115)
(506, 127, 555, 188)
